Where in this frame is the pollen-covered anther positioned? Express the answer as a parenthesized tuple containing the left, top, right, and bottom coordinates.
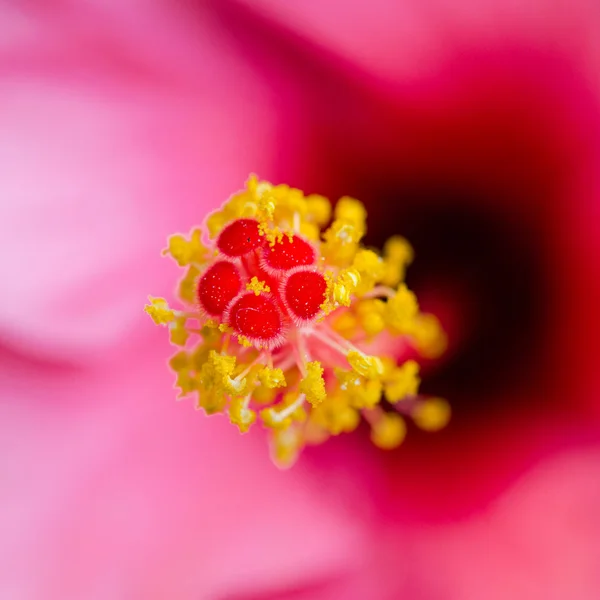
(367, 410, 407, 450)
(229, 395, 257, 433)
(216, 218, 263, 257)
(262, 233, 316, 273)
(258, 367, 287, 388)
(332, 268, 361, 307)
(299, 362, 327, 406)
(411, 397, 451, 431)
(162, 228, 208, 267)
(197, 260, 242, 317)
(224, 291, 285, 348)
(282, 267, 328, 324)
(145, 296, 175, 325)
(347, 350, 384, 380)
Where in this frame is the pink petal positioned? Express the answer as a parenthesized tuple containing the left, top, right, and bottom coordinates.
(0, 2, 279, 361)
(236, 0, 600, 86)
(403, 445, 600, 599)
(0, 338, 366, 599)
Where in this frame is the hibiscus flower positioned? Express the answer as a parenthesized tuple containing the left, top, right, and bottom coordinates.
(2, 1, 600, 599)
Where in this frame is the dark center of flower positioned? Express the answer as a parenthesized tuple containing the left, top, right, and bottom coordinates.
(364, 184, 549, 422)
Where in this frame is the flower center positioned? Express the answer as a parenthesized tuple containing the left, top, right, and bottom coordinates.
(146, 177, 449, 467)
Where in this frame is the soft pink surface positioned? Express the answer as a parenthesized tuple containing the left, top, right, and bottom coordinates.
(2, 1, 600, 599)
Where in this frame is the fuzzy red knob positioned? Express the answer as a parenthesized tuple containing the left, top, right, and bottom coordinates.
(217, 219, 263, 257)
(283, 268, 327, 323)
(262, 234, 316, 272)
(197, 261, 242, 317)
(226, 292, 284, 346)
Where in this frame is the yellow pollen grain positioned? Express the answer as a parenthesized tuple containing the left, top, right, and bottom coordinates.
(246, 277, 271, 295)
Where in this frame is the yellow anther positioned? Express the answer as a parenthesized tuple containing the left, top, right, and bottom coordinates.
(310, 393, 360, 435)
(261, 392, 306, 429)
(355, 380, 383, 409)
(334, 196, 367, 226)
(412, 398, 451, 431)
(270, 427, 303, 469)
(332, 268, 361, 306)
(222, 375, 248, 397)
(261, 407, 292, 430)
(407, 314, 448, 359)
(257, 196, 276, 223)
(356, 299, 386, 336)
(299, 221, 321, 241)
(205, 211, 230, 238)
(177, 266, 200, 304)
(246, 173, 267, 197)
(169, 350, 190, 373)
(229, 397, 256, 433)
(353, 249, 385, 279)
(386, 284, 419, 331)
(305, 194, 332, 225)
(246, 277, 270, 295)
(331, 310, 359, 337)
(144, 296, 175, 325)
(384, 235, 414, 263)
(208, 350, 236, 379)
(384, 359, 420, 402)
(258, 367, 286, 389)
(162, 228, 208, 267)
(335, 369, 362, 392)
(347, 350, 384, 380)
(331, 220, 363, 244)
(381, 236, 414, 287)
(168, 350, 197, 397)
(335, 369, 383, 409)
(190, 345, 211, 371)
(234, 335, 252, 348)
(196, 388, 227, 414)
(252, 384, 278, 404)
(208, 352, 249, 397)
(322, 219, 365, 264)
(169, 316, 190, 346)
(369, 412, 407, 450)
(299, 361, 327, 406)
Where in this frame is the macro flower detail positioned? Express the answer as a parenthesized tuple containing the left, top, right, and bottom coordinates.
(146, 176, 450, 467)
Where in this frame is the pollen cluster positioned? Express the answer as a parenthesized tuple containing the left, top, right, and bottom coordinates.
(145, 176, 449, 467)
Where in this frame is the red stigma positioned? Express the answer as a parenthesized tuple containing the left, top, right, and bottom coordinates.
(226, 292, 284, 345)
(262, 234, 316, 272)
(217, 219, 263, 257)
(283, 268, 327, 323)
(197, 261, 242, 317)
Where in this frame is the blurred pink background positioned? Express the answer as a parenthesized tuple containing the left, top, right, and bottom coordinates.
(2, 1, 600, 599)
